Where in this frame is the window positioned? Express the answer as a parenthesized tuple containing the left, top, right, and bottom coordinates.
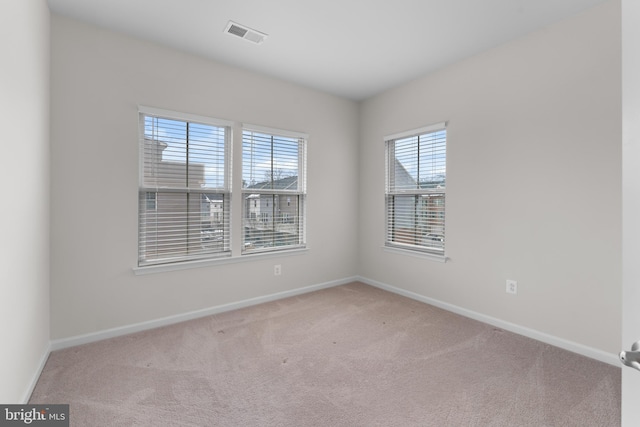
(138, 107, 232, 266)
(242, 125, 307, 253)
(385, 122, 447, 255)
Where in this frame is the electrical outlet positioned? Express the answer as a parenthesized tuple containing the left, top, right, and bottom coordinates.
(506, 279, 517, 295)
(274, 264, 281, 276)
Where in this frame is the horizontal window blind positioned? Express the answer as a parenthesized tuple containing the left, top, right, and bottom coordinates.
(139, 111, 231, 266)
(385, 124, 447, 254)
(242, 127, 306, 253)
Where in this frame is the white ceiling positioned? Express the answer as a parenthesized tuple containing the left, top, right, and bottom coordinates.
(47, 0, 608, 100)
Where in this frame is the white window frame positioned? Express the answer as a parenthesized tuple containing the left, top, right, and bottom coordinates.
(137, 106, 233, 267)
(385, 122, 447, 260)
(241, 124, 307, 255)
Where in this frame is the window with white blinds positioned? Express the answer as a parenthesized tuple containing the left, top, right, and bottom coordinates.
(242, 125, 307, 254)
(385, 122, 447, 255)
(138, 107, 232, 266)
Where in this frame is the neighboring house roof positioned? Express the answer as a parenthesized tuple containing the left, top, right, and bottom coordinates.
(394, 158, 445, 190)
(246, 175, 298, 191)
(394, 158, 415, 189)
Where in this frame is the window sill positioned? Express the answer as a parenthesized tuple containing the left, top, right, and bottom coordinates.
(133, 247, 309, 276)
(382, 245, 448, 263)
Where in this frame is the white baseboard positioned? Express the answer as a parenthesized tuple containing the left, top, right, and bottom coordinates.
(46, 273, 618, 381)
(22, 341, 51, 404)
(50, 276, 356, 351)
(357, 276, 621, 367)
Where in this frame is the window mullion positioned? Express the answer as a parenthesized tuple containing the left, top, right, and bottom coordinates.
(416, 135, 420, 189)
(270, 135, 274, 189)
(414, 194, 419, 246)
(186, 123, 190, 255)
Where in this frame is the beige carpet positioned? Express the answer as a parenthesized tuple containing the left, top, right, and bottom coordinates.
(30, 282, 620, 426)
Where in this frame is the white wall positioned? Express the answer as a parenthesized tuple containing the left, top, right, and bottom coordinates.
(0, 0, 51, 403)
(49, 1, 621, 360)
(49, 15, 359, 339)
(622, 0, 640, 423)
(359, 0, 621, 355)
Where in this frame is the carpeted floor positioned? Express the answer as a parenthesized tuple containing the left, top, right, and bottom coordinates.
(30, 282, 621, 426)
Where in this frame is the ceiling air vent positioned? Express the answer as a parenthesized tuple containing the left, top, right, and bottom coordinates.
(224, 21, 267, 44)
